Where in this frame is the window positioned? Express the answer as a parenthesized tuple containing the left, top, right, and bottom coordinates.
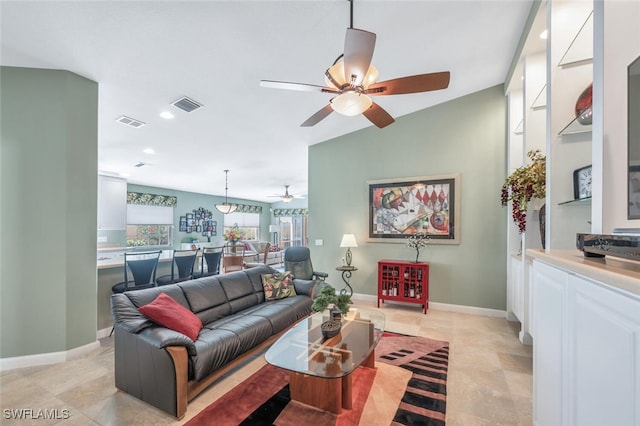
(126, 205, 174, 247)
(126, 224, 173, 247)
(276, 216, 308, 248)
(223, 212, 260, 241)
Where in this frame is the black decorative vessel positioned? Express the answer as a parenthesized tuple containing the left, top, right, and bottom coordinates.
(321, 319, 342, 339)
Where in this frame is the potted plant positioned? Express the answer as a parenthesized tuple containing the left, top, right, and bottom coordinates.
(501, 149, 546, 234)
(311, 284, 352, 315)
(312, 285, 352, 338)
(223, 225, 243, 253)
(406, 233, 430, 263)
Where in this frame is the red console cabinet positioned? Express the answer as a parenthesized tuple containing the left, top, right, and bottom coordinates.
(377, 259, 429, 314)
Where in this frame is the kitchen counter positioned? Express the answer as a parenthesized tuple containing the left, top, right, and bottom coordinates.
(97, 249, 174, 269)
(526, 249, 640, 297)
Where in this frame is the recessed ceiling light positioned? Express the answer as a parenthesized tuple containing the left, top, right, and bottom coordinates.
(540, 29, 548, 40)
(143, 148, 155, 155)
(160, 111, 175, 119)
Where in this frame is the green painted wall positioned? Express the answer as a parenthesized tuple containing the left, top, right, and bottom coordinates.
(308, 85, 508, 310)
(1, 67, 98, 357)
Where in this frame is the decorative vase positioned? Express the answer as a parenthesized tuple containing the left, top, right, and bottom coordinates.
(539, 203, 546, 249)
(321, 319, 342, 339)
(230, 240, 238, 254)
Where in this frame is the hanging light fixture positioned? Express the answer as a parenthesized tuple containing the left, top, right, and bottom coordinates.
(215, 170, 237, 214)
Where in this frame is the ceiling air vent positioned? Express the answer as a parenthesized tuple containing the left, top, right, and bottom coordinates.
(172, 96, 203, 113)
(116, 115, 146, 128)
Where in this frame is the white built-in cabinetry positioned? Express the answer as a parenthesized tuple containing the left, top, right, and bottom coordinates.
(506, 0, 596, 344)
(98, 175, 127, 230)
(531, 254, 640, 426)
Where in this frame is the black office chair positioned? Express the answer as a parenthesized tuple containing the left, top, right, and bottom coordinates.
(283, 246, 328, 281)
(194, 246, 223, 278)
(156, 248, 200, 285)
(111, 250, 162, 294)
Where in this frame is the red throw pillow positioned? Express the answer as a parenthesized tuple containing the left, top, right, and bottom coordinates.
(138, 293, 202, 341)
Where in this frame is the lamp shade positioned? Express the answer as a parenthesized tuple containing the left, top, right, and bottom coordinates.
(340, 234, 358, 248)
(330, 91, 372, 116)
(215, 203, 237, 214)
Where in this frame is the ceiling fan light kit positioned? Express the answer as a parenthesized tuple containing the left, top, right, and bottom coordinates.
(215, 169, 237, 214)
(260, 0, 450, 129)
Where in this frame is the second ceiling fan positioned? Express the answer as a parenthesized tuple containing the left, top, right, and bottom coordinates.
(260, 0, 450, 129)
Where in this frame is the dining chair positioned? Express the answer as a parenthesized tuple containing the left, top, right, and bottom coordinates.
(244, 242, 271, 269)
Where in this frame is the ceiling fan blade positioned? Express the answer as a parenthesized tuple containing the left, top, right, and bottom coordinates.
(362, 102, 395, 128)
(365, 71, 451, 96)
(343, 28, 376, 86)
(301, 104, 334, 127)
(260, 80, 338, 93)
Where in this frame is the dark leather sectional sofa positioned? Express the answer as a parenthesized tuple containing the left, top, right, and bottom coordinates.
(111, 265, 322, 418)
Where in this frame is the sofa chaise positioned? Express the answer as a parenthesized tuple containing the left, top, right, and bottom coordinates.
(111, 264, 322, 418)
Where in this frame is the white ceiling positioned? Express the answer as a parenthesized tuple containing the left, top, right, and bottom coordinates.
(0, 0, 532, 203)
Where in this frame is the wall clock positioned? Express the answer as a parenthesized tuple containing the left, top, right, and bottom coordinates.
(573, 165, 592, 200)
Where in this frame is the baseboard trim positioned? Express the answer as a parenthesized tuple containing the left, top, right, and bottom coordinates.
(0, 340, 100, 371)
(351, 293, 506, 317)
(97, 327, 112, 340)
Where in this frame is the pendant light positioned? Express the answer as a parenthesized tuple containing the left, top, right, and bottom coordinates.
(215, 170, 237, 214)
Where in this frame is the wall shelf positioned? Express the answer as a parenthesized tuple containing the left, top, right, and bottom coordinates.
(558, 114, 592, 136)
(558, 197, 591, 206)
(531, 84, 547, 110)
(558, 10, 594, 67)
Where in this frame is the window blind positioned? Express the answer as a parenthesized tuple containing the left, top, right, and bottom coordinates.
(223, 212, 259, 227)
(127, 205, 173, 224)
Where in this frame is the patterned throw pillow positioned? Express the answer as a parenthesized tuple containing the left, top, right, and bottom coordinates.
(261, 271, 297, 301)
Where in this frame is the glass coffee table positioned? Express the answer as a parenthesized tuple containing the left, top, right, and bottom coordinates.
(265, 308, 385, 414)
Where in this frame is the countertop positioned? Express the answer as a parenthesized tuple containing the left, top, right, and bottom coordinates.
(526, 249, 640, 297)
(97, 249, 174, 270)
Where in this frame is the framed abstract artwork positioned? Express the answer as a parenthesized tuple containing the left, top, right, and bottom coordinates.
(368, 174, 460, 244)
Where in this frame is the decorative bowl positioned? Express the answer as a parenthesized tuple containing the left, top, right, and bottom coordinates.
(321, 319, 342, 338)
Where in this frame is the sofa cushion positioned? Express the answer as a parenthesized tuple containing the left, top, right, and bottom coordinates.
(138, 293, 203, 341)
(262, 271, 296, 301)
(241, 296, 313, 333)
(178, 277, 232, 325)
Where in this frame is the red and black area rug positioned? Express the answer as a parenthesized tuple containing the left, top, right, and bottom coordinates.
(186, 333, 449, 426)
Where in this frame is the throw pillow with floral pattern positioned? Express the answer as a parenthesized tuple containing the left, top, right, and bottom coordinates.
(261, 271, 296, 301)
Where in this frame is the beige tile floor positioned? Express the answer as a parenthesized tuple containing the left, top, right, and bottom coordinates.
(0, 301, 532, 425)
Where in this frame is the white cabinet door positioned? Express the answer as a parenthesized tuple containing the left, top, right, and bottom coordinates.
(532, 259, 640, 426)
(98, 175, 126, 230)
(570, 275, 640, 426)
(532, 260, 568, 426)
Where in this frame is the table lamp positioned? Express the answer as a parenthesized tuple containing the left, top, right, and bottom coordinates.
(340, 234, 358, 267)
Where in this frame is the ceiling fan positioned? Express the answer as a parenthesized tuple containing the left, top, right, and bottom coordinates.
(269, 185, 303, 203)
(260, 0, 450, 129)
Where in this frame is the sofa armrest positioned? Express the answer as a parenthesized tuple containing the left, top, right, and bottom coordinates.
(137, 326, 197, 356)
(114, 326, 190, 418)
(293, 279, 328, 299)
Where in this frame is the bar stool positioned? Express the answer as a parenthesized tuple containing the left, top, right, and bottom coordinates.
(111, 250, 162, 294)
(156, 248, 200, 285)
(194, 246, 223, 278)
